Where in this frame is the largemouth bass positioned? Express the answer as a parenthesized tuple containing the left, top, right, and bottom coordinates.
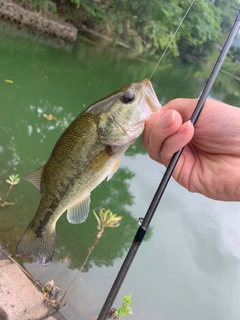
(15, 79, 161, 266)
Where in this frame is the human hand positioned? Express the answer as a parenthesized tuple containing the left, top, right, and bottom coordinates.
(142, 98, 240, 201)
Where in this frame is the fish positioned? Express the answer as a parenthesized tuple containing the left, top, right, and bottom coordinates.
(15, 79, 161, 266)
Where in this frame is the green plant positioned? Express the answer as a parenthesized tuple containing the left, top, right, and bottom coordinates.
(59, 209, 123, 306)
(116, 293, 133, 317)
(94, 208, 123, 232)
(21, 0, 53, 14)
(70, 0, 80, 9)
(6, 174, 20, 186)
(0, 174, 20, 207)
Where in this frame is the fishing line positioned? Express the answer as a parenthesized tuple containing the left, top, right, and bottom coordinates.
(149, 0, 196, 80)
(97, 11, 240, 320)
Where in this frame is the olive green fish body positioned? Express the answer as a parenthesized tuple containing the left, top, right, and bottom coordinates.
(39, 111, 125, 219)
(16, 79, 161, 266)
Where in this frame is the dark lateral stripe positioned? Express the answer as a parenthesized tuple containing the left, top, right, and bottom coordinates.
(35, 210, 53, 237)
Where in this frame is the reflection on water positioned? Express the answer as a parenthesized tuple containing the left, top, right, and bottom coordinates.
(54, 167, 139, 271)
(1, 24, 240, 320)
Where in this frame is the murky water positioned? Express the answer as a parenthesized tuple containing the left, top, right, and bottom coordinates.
(1, 23, 240, 320)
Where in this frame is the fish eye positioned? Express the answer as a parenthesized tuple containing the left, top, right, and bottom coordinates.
(121, 91, 135, 104)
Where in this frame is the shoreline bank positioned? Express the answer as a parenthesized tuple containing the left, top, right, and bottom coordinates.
(0, 0, 78, 42)
(0, 243, 66, 320)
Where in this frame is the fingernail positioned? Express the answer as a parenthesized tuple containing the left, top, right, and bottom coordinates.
(177, 120, 192, 134)
(161, 110, 175, 129)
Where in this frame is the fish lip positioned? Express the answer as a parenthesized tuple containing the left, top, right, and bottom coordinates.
(142, 79, 162, 112)
(139, 79, 162, 122)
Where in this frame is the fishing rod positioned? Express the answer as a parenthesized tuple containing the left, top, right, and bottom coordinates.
(97, 11, 240, 320)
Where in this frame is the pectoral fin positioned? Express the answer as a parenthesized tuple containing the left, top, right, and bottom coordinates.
(107, 158, 121, 181)
(24, 166, 44, 190)
(67, 194, 91, 224)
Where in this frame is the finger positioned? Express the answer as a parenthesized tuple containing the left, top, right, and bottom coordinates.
(143, 109, 182, 157)
(142, 111, 164, 148)
(163, 98, 199, 122)
(142, 110, 182, 148)
(148, 120, 194, 165)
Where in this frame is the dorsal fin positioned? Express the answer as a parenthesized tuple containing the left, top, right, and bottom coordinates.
(24, 166, 44, 190)
(67, 194, 91, 224)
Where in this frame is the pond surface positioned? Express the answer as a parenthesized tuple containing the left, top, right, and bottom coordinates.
(1, 23, 240, 320)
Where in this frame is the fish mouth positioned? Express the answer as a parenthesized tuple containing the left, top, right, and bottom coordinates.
(139, 79, 162, 123)
(142, 79, 162, 112)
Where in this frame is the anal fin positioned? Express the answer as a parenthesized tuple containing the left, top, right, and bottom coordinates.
(67, 194, 91, 224)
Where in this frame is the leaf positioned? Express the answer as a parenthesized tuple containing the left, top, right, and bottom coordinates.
(4, 79, 13, 84)
(6, 174, 20, 185)
(116, 293, 133, 316)
(43, 114, 57, 121)
(93, 210, 102, 230)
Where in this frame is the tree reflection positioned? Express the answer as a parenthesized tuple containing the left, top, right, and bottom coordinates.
(182, 211, 239, 278)
(54, 166, 147, 270)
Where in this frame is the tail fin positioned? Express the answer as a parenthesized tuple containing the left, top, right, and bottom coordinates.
(15, 226, 56, 266)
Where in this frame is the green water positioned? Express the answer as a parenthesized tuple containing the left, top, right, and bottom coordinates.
(1, 24, 240, 320)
